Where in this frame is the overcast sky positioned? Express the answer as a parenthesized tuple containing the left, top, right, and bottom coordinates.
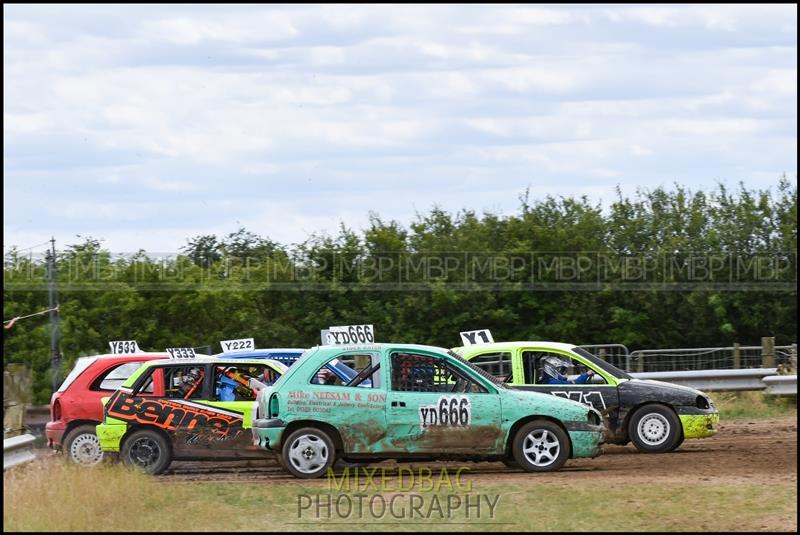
(3, 4, 797, 253)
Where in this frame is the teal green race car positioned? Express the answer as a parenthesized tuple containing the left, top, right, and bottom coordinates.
(252, 343, 606, 478)
(453, 341, 720, 453)
(96, 356, 287, 474)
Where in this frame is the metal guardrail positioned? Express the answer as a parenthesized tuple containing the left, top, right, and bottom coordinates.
(628, 344, 797, 372)
(629, 368, 779, 391)
(762, 375, 797, 395)
(4, 433, 36, 470)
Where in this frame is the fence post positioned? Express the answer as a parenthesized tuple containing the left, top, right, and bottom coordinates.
(761, 337, 775, 368)
(733, 343, 741, 369)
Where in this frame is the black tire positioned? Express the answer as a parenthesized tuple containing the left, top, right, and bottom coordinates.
(627, 404, 681, 453)
(511, 420, 570, 472)
(121, 429, 172, 474)
(281, 427, 336, 479)
(63, 424, 105, 467)
(668, 432, 685, 452)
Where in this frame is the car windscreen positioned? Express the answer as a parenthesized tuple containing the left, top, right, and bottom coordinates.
(57, 356, 99, 392)
(571, 347, 632, 379)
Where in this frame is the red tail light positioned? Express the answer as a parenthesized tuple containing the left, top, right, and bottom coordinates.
(52, 399, 62, 421)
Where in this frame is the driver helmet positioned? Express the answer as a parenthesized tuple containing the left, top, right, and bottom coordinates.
(179, 367, 203, 394)
(543, 356, 571, 382)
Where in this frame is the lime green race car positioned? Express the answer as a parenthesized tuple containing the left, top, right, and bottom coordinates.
(252, 343, 606, 478)
(454, 341, 720, 453)
(96, 356, 287, 474)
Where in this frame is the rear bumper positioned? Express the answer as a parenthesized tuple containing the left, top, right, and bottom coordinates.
(251, 418, 285, 450)
(45, 421, 67, 449)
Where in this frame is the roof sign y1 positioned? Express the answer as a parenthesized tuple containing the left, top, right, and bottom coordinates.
(459, 329, 494, 346)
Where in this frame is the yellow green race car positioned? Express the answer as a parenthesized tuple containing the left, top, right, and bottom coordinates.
(454, 340, 719, 453)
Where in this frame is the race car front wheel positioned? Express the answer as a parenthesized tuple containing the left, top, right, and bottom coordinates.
(121, 429, 172, 475)
(512, 420, 570, 472)
(628, 404, 680, 453)
(282, 427, 336, 479)
(63, 424, 104, 467)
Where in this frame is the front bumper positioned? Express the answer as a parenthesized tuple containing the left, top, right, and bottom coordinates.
(45, 421, 67, 449)
(679, 412, 720, 439)
(251, 418, 285, 450)
(564, 422, 606, 458)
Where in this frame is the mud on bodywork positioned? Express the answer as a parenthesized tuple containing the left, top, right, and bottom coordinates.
(252, 342, 606, 468)
(567, 428, 605, 458)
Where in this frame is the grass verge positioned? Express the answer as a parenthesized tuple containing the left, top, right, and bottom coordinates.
(4, 457, 796, 532)
(712, 390, 797, 421)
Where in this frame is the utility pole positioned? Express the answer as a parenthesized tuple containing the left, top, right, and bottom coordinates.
(47, 237, 61, 392)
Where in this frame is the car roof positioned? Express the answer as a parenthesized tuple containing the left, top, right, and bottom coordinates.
(86, 352, 171, 360)
(141, 356, 286, 366)
(452, 341, 579, 353)
(211, 348, 306, 358)
(313, 342, 451, 354)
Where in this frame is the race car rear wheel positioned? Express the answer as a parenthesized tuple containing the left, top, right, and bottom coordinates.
(512, 420, 570, 472)
(282, 427, 336, 479)
(63, 424, 104, 467)
(121, 429, 172, 474)
(628, 404, 680, 453)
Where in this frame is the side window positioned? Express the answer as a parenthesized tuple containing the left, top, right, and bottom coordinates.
(135, 369, 157, 395)
(390, 353, 487, 393)
(213, 365, 281, 401)
(164, 365, 206, 399)
(470, 352, 513, 382)
(310, 354, 379, 388)
(93, 362, 147, 391)
(523, 351, 605, 385)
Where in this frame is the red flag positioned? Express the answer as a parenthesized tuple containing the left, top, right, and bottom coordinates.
(4, 317, 19, 330)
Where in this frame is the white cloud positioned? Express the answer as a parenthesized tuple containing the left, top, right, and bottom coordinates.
(144, 12, 299, 45)
(3, 4, 796, 251)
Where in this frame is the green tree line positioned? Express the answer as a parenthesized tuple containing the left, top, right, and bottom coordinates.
(4, 180, 797, 403)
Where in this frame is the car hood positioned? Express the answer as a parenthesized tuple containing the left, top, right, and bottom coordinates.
(620, 378, 708, 405)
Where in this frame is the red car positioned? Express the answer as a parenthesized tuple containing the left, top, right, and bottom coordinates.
(46, 353, 169, 465)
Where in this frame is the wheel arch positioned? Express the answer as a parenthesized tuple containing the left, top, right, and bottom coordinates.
(281, 419, 344, 453)
(622, 401, 681, 441)
(63, 420, 102, 442)
(120, 424, 173, 455)
(505, 415, 573, 458)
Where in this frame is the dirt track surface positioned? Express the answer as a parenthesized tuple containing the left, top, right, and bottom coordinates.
(157, 415, 797, 487)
